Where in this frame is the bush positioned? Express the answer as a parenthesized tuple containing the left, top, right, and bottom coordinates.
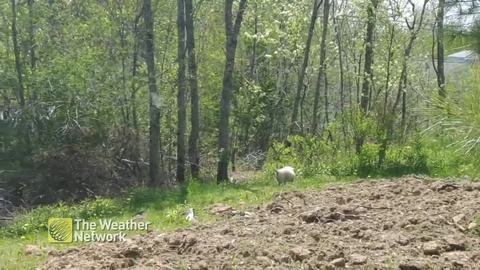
(382, 139, 429, 176)
(108, 125, 146, 179)
(22, 144, 119, 205)
(0, 123, 145, 209)
(357, 143, 380, 177)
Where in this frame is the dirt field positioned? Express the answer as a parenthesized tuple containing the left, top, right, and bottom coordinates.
(42, 176, 480, 269)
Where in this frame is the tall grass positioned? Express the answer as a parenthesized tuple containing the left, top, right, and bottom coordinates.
(422, 68, 480, 153)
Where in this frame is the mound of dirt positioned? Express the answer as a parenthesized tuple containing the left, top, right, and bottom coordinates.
(42, 176, 480, 269)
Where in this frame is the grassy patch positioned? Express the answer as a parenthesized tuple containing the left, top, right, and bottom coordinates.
(473, 216, 480, 237)
(0, 174, 347, 270)
(445, 30, 473, 54)
(0, 234, 49, 269)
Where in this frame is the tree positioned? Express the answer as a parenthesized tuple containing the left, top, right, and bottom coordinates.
(434, 0, 446, 97)
(312, 0, 330, 134)
(131, 4, 143, 134)
(185, 0, 201, 179)
(217, 0, 247, 183)
(360, 0, 379, 114)
(144, 0, 162, 186)
(248, 1, 258, 80)
(332, 0, 345, 116)
(356, 0, 380, 154)
(392, 0, 430, 129)
(379, 0, 430, 166)
(27, 0, 36, 71)
(11, 0, 25, 108)
(290, 0, 323, 134)
(177, 0, 188, 183)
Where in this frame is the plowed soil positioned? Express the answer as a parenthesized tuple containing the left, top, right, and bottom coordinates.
(42, 176, 480, 269)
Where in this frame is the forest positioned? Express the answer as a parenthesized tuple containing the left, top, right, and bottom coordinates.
(1, 0, 480, 269)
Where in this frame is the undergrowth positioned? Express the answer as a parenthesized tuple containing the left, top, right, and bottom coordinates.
(0, 174, 343, 239)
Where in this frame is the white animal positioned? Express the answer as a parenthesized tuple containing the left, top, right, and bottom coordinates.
(185, 208, 197, 223)
(275, 166, 296, 184)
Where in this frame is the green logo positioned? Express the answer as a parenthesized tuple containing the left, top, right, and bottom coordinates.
(48, 218, 73, 243)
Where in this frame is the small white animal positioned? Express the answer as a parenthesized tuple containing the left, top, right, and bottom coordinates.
(275, 166, 296, 184)
(185, 208, 197, 223)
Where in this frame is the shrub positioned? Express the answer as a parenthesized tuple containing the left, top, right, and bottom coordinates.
(382, 139, 429, 176)
(108, 125, 146, 180)
(357, 143, 380, 177)
(22, 144, 119, 205)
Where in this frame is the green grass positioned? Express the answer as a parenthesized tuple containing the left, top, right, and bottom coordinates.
(0, 174, 349, 270)
(0, 234, 48, 269)
(445, 30, 474, 55)
(474, 216, 480, 237)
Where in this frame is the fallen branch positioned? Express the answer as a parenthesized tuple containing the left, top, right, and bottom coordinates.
(120, 158, 149, 166)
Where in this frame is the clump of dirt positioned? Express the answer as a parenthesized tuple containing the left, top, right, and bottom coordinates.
(42, 176, 480, 269)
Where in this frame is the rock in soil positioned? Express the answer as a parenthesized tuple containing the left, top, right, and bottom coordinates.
(398, 261, 426, 270)
(41, 177, 480, 269)
(330, 257, 346, 267)
(289, 246, 311, 261)
(423, 241, 442, 255)
(350, 253, 367, 265)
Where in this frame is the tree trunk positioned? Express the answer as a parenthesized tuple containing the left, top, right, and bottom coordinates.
(312, 0, 330, 134)
(118, 4, 130, 127)
(185, 0, 201, 179)
(129, 6, 143, 181)
(249, 1, 258, 80)
(28, 0, 36, 71)
(383, 25, 395, 117)
(11, 0, 25, 107)
(356, 0, 379, 154)
(436, 0, 446, 97)
(332, 0, 344, 115)
(355, 53, 362, 107)
(290, 0, 322, 134)
(332, 0, 348, 140)
(158, 18, 176, 173)
(177, 0, 188, 183)
(144, 0, 162, 186)
(266, 7, 286, 146)
(360, 0, 379, 114)
(131, 6, 143, 134)
(217, 0, 247, 183)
